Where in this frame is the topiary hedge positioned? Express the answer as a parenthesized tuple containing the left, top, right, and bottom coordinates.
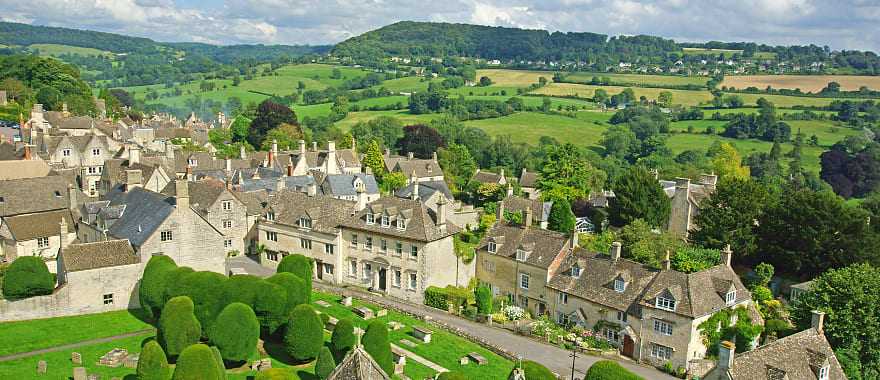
(276, 254, 313, 299)
(474, 285, 493, 315)
(424, 286, 449, 310)
(137, 340, 171, 380)
(2, 256, 54, 299)
(585, 360, 644, 380)
(330, 318, 356, 361)
(171, 344, 224, 380)
(315, 346, 336, 379)
(509, 360, 556, 380)
(209, 302, 260, 364)
(139, 255, 177, 319)
(158, 296, 201, 359)
(171, 271, 228, 335)
(268, 272, 309, 314)
(284, 304, 323, 362)
(362, 320, 393, 376)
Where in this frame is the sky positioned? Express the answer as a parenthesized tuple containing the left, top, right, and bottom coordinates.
(1, 0, 879, 52)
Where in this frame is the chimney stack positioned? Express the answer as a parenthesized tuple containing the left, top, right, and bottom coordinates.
(437, 194, 448, 233)
(721, 244, 733, 267)
(165, 141, 175, 159)
(276, 177, 285, 192)
(174, 179, 189, 210)
(299, 139, 306, 154)
(356, 187, 367, 211)
(610, 241, 622, 262)
(129, 145, 140, 165)
(811, 310, 825, 333)
(312, 141, 318, 151)
(23, 145, 32, 160)
(62, 102, 70, 118)
(286, 161, 293, 177)
(124, 169, 142, 191)
(239, 145, 246, 159)
(328, 140, 336, 152)
(272, 139, 278, 155)
(570, 228, 579, 250)
(662, 250, 671, 270)
(496, 200, 505, 221)
(411, 182, 420, 201)
(506, 184, 513, 197)
(185, 166, 193, 181)
(225, 158, 232, 172)
(67, 184, 77, 210)
(524, 206, 533, 228)
(59, 216, 71, 247)
(307, 182, 317, 197)
(432, 151, 437, 161)
(718, 341, 736, 372)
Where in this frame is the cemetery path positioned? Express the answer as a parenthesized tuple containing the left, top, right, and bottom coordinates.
(0, 328, 155, 363)
(391, 343, 449, 373)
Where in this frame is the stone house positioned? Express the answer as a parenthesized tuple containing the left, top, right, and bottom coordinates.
(475, 209, 572, 316)
(472, 168, 507, 186)
(547, 244, 761, 371)
(499, 195, 552, 230)
(518, 168, 541, 200)
(702, 312, 845, 380)
(661, 174, 717, 239)
(384, 151, 444, 183)
(78, 180, 227, 273)
(42, 134, 119, 197)
(160, 179, 249, 255)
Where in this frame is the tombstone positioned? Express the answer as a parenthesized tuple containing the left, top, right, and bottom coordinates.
(342, 296, 353, 306)
(315, 300, 331, 308)
(391, 347, 407, 374)
(326, 316, 339, 331)
(71, 352, 82, 365)
(467, 352, 488, 365)
(72, 367, 87, 380)
(412, 327, 433, 343)
(376, 309, 388, 317)
(459, 356, 470, 365)
(37, 360, 47, 375)
(399, 339, 418, 348)
(388, 321, 403, 331)
(354, 306, 374, 320)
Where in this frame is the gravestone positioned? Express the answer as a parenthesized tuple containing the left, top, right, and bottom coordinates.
(315, 300, 331, 308)
(354, 306, 374, 320)
(399, 339, 418, 348)
(388, 321, 403, 331)
(123, 353, 139, 368)
(342, 296, 353, 306)
(36, 360, 47, 375)
(459, 356, 470, 365)
(467, 352, 488, 365)
(71, 352, 82, 365)
(412, 327, 433, 343)
(72, 367, 87, 380)
(376, 309, 388, 317)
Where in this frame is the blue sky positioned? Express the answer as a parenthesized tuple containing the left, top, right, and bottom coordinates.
(1, 0, 878, 52)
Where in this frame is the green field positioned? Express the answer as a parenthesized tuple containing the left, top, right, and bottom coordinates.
(29, 43, 112, 57)
(372, 76, 435, 93)
(681, 47, 743, 55)
(464, 111, 611, 146)
(564, 72, 708, 87)
(334, 110, 438, 131)
(665, 133, 828, 173)
(533, 83, 715, 106)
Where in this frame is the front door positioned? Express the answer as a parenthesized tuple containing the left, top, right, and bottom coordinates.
(378, 268, 387, 291)
(622, 335, 635, 358)
(316, 260, 323, 280)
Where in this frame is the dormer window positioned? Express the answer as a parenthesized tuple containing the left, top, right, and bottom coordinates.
(725, 290, 736, 305)
(92, 148, 101, 156)
(614, 278, 626, 293)
(515, 249, 528, 262)
(656, 296, 676, 311)
(299, 217, 312, 229)
(487, 242, 497, 253)
(818, 365, 829, 380)
(366, 213, 375, 224)
(570, 264, 582, 278)
(188, 158, 197, 166)
(397, 218, 406, 230)
(381, 215, 390, 227)
(265, 211, 275, 221)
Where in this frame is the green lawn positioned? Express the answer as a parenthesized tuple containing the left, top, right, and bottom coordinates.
(28, 44, 112, 57)
(0, 309, 153, 356)
(665, 132, 828, 173)
(0, 334, 149, 380)
(464, 111, 611, 146)
(669, 119, 859, 147)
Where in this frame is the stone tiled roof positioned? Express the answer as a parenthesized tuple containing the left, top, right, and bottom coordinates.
(548, 249, 658, 313)
(266, 190, 357, 234)
(3, 209, 74, 241)
(640, 264, 751, 318)
(473, 170, 504, 184)
(160, 179, 230, 214)
(55, 116, 95, 130)
(0, 174, 78, 217)
(0, 143, 24, 160)
(235, 189, 269, 216)
(61, 240, 139, 272)
(519, 169, 539, 187)
(326, 346, 390, 380)
(501, 195, 552, 223)
(0, 160, 51, 180)
(101, 159, 160, 187)
(44, 135, 110, 154)
(713, 328, 847, 380)
(479, 221, 570, 269)
(393, 158, 442, 178)
(341, 197, 458, 242)
(660, 179, 714, 205)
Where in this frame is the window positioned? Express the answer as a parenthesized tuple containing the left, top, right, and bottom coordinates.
(604, 328, 619, 342)
(725, 290, 737, 305)
(614, 278, 626, 293)
(487, 242, 497, 253)
(161, 230, 173, 242)
(349, 260, 357, 277)
(380, 239, 387, 252)
(520, 273, 530, 290)
(351, 234, 358, 247)
(655, 296, 676, 311)
(103, 293, 114, 305)
(393, 270, 402, 287)
(558, 292, 568, 304)
(92, 148, 101, 156)
(323, 264, 334, 275)
(617, 311, 628, 322)
(519, 295, 529, 308)
(515, 249, 527, 262)
(365, 236, 373, 250)
(187, 158, 197, 166)
(410, 245, 418, 259)
(62, 149, 71, 157)
(818, 365, 829, 380)
(325, 243, 335, 255)
(265, 211, 275, 221)
(654, 319, 673, 336)
(265, 231, 277, 242)
(570, 264, 582, 277)
(557, 312, 571, 325)
(397, 218, 406, 230)
(221, 200, 232, 211)
(651, 344, 673, 360)
(300, 239, 312, 249)
(37, 237, 50, 248)
(366, 213, 375, 224)
(224, 239, 233, 248)
(395, 241, 403, 256)
(408, 273, 417, 289)
(267, 251, 279, 261)
(222, 220, 233, 228)
(88, 167, 98, 175)
(381, 215, 390, 227)
(363, 263, 372, 280)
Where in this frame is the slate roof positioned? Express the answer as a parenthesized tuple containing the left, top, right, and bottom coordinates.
(326, 346, 390, 380)
(235, 189, 269, 216)
(104, 186, 176, 246)
(395, 180, 453, 202)
(501, 195, 552, 223)
(321, 174, 379, 196)
(55, 116, 95, 130)
(266, 190, 357, 234)
(478, 221, 570, 269)
(714, 328, 847, 380)
(341, 197, 458, 242)
(3, 209, 74, 241)
(0, 174, 78, 217)
(60, 240, 139, 272)
(640, 263, 752, 318)
(548, 248, 658, 313)
(101, 158, 160, 187)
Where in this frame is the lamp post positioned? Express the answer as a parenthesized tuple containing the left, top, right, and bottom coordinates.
(569, 348, 579, 380)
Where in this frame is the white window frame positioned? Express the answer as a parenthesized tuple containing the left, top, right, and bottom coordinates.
(487, 241, 497, 253)
(222, 220, 233, 229)
(617, 311, 628, 322)
(408, 272, 417, 290)
(300, 238, 312, 250)
(614, 278, 625, 293)
(380, 239, 387, 252)
(102, 293, 114, 305)
(224, 239, 233, 248)
(654, 319, 673, 336)
(366, 213, 375, 224)
(395, 241, 403, 256)
(62, 148, 71, 157)
(381, 215, 390, 227)
(323, 264, 334, 275)
(397, 218, 406, 230)
(557, 312, 571, 325)
(351, 233, 358, 247)
(161, 230, 173, 242)
(365, 236, 373, 250)
(558, 292, 568, 304)
(656, 296, 676, 311)
(410, 245, 418, 259)
(265, 211, 275, 221)
(37, 236, 50, 248)
(265, 231, 277, 242)
(651, 344, 673, 360)
(221, 200, 233, 211)
(393, 270, 402, 287)
(725, 290, 737, 305)
(520, 273, 530, 290)
(515, 249, 527, 262)
(818, 365, 829, 380)
(267, 251, 279, 261)
(363, 263, 372, 281)
(92, 148, 101, 156)
(349, 260, 357, 277)
(325, 243, 335, 255)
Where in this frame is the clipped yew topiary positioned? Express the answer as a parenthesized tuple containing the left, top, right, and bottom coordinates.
(222, 274, 262, 305)
(162, 266, 194, 303)
(253, 280, 288, 334)
(172, 344, 224, 380)
(158, 296, 201, 359)
(509, 360, 556, 380)
(330, 318, 356, 360)
(284, 304, 323, 362)
(210, 346, 227, 379)
(209, 302, 260, 364)
(585, 360, 644, 380)
(137, 340, 172, 380)
(2, 256, 54, 299)
(140, 255, 178, 319)
(437, 371, 468, 380)
(315, 346, 336, 379)
(267, 272, 309, 313)
(276, 254, 313, 298)
(173, 271, 228, 334)
(362, 320, 393, 376)
(474, 285, 493, 315)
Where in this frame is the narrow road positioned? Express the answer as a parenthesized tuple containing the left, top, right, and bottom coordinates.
(0, 328, 155, 363)
(228, 256, 675, 380)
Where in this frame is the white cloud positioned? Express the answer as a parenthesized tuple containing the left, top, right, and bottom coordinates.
(0, 0, 876, 51)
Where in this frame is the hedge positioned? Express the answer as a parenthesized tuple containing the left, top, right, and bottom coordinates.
(162, 267, 194, 305)
(2, 256, 54, 299)
(425, 285, 471, 310)
(253, 280, 289, 334)
(137, 340, 171, 380)
(139, 255, 177, 319)
(475, 285, 493, 315)
(209, 302, 260, 363)
(284, 304, 323, 362)
(315, 346, 336, 379)
(170, 271, 228, 335)
(509, 360, 556, 380)
(276, 254, 313, 299)
(158, 296, 201, 358)
(585, 360, 644, 380)
(362, 320, 394, 376)
(172, 344, 224, 380)
(330, 318, 356, 360)
(268, 272, 309, 314)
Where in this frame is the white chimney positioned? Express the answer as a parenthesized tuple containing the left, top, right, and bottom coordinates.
(407, 152, 414, 160)
(271, 139, 278, 155)
(307, 182, 317, 197)
(610, 241, 622, 262)
(524, 205, 533, 228)
(496, 200, 505, 221)
(225, 158, 232, 172)
(721, 244, 733, 267)
(328, 140, 336, 152)
(239, 145, 246, 159)
(811, 310, 825, 333)
(411, 181, 420, 201)
(437, 194, 448, 233)
(129, 146, 140, 165)
(312, 141, 318, 151)
(59, 216, 72, 247)
(299, 139, 306, 154)
(67, 184, 77, 210)
(662, 250, 671, 270)
(356, 187, 367, 211)
(718, 341, 736, 372)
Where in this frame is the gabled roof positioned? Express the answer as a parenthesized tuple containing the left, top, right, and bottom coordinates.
(519, 169, 539, 187)
(61, 240, 140, 272)
(322, 174, 379, 196)
(104, 186, 176, 246)
(473, 169, 504, 184)
(101, 158, 161, 187)
(341, 197, 458, 242)
(234, 189, 269, 216)
(502, 195, 552, 223)
(548, 248, 657, 312)
(395, 180, 453, 202)
(640, 264, 751, 318)
(3, 209, 74, 241)
(0, 174, 78, 217)
(479, 221, 569, 269)
(393, 157, 442, 178)
(266, 190, 357, 234)
(326, 346, 390, 380)
(160, 179, 233, 214)
(714, 328, 847, 380)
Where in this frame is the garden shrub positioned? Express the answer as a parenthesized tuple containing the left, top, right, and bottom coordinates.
(362, 320, 394, 376)
(510, 360, 556, 380)
(172, 344, 224, 380)
(268, 272, 309, 313)
(474, 285, 493, 315)
(2, 256, 54, 299)
(253, 280, 288, 334)
(424, 286, 449, 309)
(284, 304, 323, 362)
(276, 254, 313, 297)
(315, 346, 336, 379)
(173, 271, 228, 334)
(209, 302, 260, 363)
(137, 340, 171, 380)
(140, 255, 177, 319)
(330, 318, 356, 360)
(158, 296, 201, 359)
(585, 360, 644, 380)
(162, 266, 194, 303)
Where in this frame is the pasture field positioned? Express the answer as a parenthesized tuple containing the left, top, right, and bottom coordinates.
(371, 76, 435, 93)
(475, 69, 554, 86)
(701, 108, 838, 118)
(681, 47, 743, 55)
(721, 75, 880, 92)
(29, 43, 112, 57)
(668, 119, 859, 147)
(564, 72, 708, 87)
(532, 83, 715, 106)
(335, 110, 438, 131)
(464, 111, 611, 146)
(665, 133, 827, 173)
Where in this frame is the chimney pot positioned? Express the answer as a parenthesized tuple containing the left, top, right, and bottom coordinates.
(407, 152, 414, 160)
(307, 182, 317, 197)
(174, 179, 189, 209)
(496, 200, 505, 221)
(611, 241, 622, 261)
(328, 141, 336, 152)
(811, 310, 825, 333)
(299, 139, 306, 153)
(662, 250, 671, 270)
(312, 141, 317, 151)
